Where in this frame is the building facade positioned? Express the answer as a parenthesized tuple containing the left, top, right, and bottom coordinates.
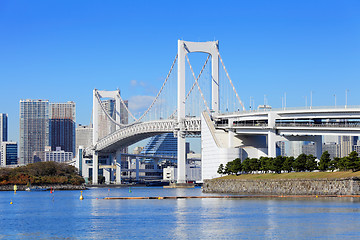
(340, 136, 358, 157)
(75, 124, 93, 154)
(0, 113, 8, 146)
(19, 99, 49, 165)
(50, 102, 76, 155)
(44, 146, 73, 163)
(0, 141, 17, 166)
(323, 142, 340, 159)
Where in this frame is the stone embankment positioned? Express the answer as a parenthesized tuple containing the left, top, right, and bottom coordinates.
(0, 184, 86, 191)
(203, 178, 360, 195)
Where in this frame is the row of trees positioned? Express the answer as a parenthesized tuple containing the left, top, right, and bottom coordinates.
(0, 161, 85, 185)
(218, 151, 360, 175)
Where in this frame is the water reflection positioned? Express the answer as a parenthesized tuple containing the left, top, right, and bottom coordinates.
(2, 188, 360, 239)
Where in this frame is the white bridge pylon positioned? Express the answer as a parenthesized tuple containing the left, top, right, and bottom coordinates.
(92, 89, 122, 185)
(177, 40, 220, 183)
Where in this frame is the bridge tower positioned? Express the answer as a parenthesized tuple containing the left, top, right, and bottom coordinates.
(92, 89, 122, 184)
(177, 40, 219, 183)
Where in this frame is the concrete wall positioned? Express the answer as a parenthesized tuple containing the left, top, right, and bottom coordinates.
(203, 178, 360, 195)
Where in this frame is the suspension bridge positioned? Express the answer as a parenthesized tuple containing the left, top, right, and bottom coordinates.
(78, 40, 360, 184)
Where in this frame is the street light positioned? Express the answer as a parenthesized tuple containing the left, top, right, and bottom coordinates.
(345, 89, 349, 109)
(334, 94, 337, 107)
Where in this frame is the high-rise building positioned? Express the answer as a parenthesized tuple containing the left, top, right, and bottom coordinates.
(75, 124, 93, 153)
(323, 142, 340, 159)
(97, 99, 128, 139)
(0, 113, 8, 146)
(339, 136, 358, 157)
(353, 140, 360, 156)
(19, 99, 49, 165)
(98, 99, 116, 140)
(50, 102, 76, 155)
(0, 141, 17, 166)
(120, 100, 129, 125)
(302, 142, 317, 156)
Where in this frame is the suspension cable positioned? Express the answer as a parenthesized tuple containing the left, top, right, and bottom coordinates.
(95, 91, 130, 127)
(186, 54, 211, 114)
(168, 54, 210, 119)
(137, 54, 178, 122)
(116, 91, 138, 122)
(218, 51, 246, 111)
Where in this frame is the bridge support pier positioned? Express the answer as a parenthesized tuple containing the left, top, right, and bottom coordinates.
(116, 150, 122, 184)
(268, 130, 277, 158)
(136, 157, 140, 182)
(314, 135, 323, 159)
(177, 133, 186, 183)
(92, 151, 99, 184)
(104, 168, 110, 184)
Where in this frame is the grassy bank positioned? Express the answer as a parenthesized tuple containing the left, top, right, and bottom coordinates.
(219, 171, 360, 180)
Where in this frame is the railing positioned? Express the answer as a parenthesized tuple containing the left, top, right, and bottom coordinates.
(91, 118, 201, 152)
(217, 105, 360, 116)
(276, 122, 360, 128)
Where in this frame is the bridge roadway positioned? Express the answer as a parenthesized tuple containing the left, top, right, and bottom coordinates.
(88, 106, 360, 156)
(85, 106, 360, 183)
(87, 117, 201, 154)
(214, 106, 360, 137)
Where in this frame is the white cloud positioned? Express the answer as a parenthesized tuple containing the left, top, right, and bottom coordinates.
(128, 95, 155, 113)
(130, 80, 138, 87)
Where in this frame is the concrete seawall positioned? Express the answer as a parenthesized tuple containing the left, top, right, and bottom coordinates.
(203, 178, 360, 195)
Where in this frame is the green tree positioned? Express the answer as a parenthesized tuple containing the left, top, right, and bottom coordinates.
(337, 157, 347, 171)
(230, 158, 243, 175)
(217, 164, 224, 175)
(260, 157, 271, 173)
(282, 156, 294, 173)
(224, 162, 232, 175)
(346, 151, 360, 172)
(293, 154, 307, 172)
(272, 156, 285, 174)
(249, 158, 260, 172)
(329, 157, 338, 172)
(319, 151, 331, 171)
(242, 158, 251, 173)
(306, 155, 318, 172)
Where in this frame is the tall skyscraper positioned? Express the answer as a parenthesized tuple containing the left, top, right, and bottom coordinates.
(50, 102, 76, 155)
(19, 99, 49, 165)
(340, 136, 358, 157)
(0, 113, 8, 146)
(120, 100, 129, 125)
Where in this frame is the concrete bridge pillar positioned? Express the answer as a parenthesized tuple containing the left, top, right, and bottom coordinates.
(92, 151, 99, 184)
(115, 150, 122, 184)
(314, 135, 323, 159)
(268, 130, 277, 158)
(136, 157, 140, 182)
(103, 168, 110, 184)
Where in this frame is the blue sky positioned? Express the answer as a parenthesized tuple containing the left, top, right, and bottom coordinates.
(1, 0, 360, 146)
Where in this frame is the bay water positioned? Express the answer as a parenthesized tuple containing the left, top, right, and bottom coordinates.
(1, 187, 360, 239)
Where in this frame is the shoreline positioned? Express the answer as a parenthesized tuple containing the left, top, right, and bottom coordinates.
(0, 184, 86, 191)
